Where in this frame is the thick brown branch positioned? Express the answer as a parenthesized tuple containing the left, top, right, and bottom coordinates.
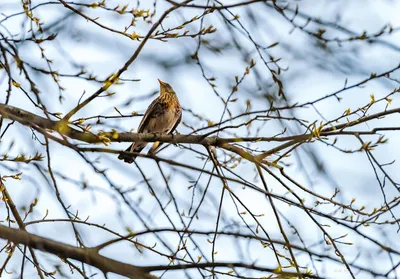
(1, 102, 399, 165)
(2, 103, 398, 146)
(0, 225, 157, 279)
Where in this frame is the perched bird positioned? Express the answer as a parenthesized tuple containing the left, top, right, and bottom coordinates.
(118, 79, 182, 163)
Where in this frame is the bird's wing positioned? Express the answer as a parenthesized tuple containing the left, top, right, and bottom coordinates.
(148, 107, 182, 155)
(137, 97, 163, 133)
(169, 109, 182, 134)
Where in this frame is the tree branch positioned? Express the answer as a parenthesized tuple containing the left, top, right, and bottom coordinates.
(0, 181, 45, 278)
(2, 103, 398, 146)
(143, 262, 323, 278)
(0, 225, 157, 279)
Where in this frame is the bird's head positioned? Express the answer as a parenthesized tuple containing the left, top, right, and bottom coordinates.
(158, 79, 176, 96)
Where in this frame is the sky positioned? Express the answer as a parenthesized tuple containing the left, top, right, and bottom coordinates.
(1, 0, 400, 279)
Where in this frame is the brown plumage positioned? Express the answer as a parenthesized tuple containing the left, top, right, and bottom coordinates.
(118, 79, 182, 163)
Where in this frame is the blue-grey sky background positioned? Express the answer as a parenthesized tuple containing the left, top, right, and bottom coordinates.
(1, 0, 400, 278)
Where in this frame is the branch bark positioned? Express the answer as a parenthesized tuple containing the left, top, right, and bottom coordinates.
(1, 102, 399, 164)
(0, 225, 157, 279)
(2, 103, 398, 145)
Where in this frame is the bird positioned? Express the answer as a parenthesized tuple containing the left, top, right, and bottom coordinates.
(118, 79, 182, 163)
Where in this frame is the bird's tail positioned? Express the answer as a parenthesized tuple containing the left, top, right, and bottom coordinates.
(118, 143, 146, 164)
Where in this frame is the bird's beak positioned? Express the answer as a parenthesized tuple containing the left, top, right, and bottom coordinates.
(158, 79, 166, 86)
